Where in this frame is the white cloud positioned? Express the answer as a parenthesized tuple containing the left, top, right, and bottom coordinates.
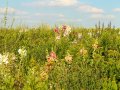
(35, 13, 65, 18)
(57, 18, 82, 22)
(91, 14, 103, 18)
(91, 14, 115, 19)
(23, 0, 78, 7)
(78, 4, 104, 14)
(49, 0, 78, 7)
(16, 10, 28, 15)
(0, 7, 28, 15)
(58, 14, 65, 18)
(15, 15, 31, 19)
(113, 8, 120, 12)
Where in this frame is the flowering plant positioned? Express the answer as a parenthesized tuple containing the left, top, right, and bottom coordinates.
(18, 47, 27, 58)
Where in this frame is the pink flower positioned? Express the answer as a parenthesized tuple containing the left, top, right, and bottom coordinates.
(50, 51, 57, 59)
(62, 25, 67, 31)
(54, 27, 59, 34)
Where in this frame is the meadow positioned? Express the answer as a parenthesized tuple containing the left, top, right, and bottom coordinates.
(0, 23, 120, 90)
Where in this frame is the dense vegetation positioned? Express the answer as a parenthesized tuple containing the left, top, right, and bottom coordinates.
(0, 24, 120, 90)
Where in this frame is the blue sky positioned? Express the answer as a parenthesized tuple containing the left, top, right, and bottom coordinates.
(0, 0, 120, 27)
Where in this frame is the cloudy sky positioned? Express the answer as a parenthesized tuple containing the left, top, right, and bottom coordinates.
(0, 0, 120, 27)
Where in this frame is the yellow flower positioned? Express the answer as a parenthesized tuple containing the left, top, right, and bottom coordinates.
(65, 53, 72, 64)
(92, 44, 98, 50)
(92, 39, 99, 50)
(80, 47, 88, 56)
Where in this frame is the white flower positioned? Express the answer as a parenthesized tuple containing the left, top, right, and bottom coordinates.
(63, 31, 69, 36)
(58, 24, 72, 37)
(56, 35, 61, 40)
(66, 25, 71, 31)
(63, 25, 71, 36)
(18, 49, 22, 54)
(78, 33, 82, 39)
(18, 48, 27, 57)
(0, 53, 9, 65)
(88, 32, 92, 37)
(2, 54, 9, 64)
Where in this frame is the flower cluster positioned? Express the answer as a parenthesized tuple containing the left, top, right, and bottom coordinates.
(78, 33, 82, 39)
(39, 50, 57, 81)
(46, 51, 57, 63)
(45, 50, 57, 72)
(62, 25, 71, 37)
(65, 52, 73, 64)
(92, 39, 99, 50)
(54, 24, 72, 40)
(80, 47, 88, 56)
(0, 53, 9, 65)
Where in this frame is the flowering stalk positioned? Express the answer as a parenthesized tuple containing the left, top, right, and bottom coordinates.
(54, 24, 72, 38)
(92, 39, 99, 51)
(18, 47, 27, 76)
(45, 49, 57, 73)
(54, 27, 60, 34)
(18, 47, 27, 59)
(65, 51, 72, 64)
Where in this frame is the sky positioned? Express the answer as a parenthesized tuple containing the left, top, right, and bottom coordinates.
(0, 0, 120, 27)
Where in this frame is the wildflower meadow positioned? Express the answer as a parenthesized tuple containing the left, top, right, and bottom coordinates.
(0, 23, 120, 90)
